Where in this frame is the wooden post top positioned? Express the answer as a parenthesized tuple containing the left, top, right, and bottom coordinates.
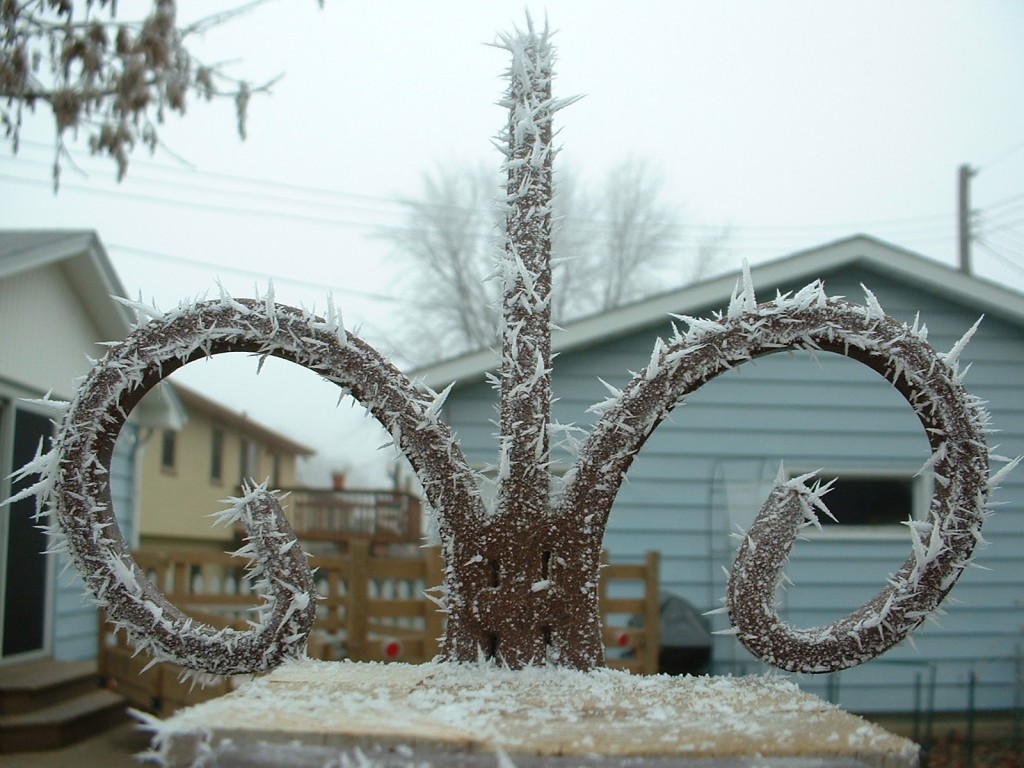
(146, 659, 919, 768)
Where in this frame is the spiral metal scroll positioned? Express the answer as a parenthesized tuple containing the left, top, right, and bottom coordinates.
(560, 279, 998, 673)
(19, 296, 483, 676)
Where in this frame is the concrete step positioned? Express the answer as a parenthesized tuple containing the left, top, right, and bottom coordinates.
(0, 659, 99, 716)
(0, 688, 127, 753)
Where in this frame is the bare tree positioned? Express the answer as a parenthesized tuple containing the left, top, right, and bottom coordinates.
(1, 0, 314, 188)
(387, 158, 725, 362)
(687, 222, 732, 284)
(387, 163, 505, 356)
(554, 158, 679, 315)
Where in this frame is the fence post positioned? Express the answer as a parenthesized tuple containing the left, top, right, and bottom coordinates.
(826, 673, 841, 705)
(172, 556, 188, 602)
(912, 672, 922, 746)
(407, 496, 422, 541)
(1015, 645, 1023, 754)
(96, 609, 109, 682)
(598, 551, 610, 605)
(346, 541, 370, 662)
(966, 669, 977, 768)
(642, 551, 661, 675)
(423, 546, 446, 659)
(924, 663, 937, 765)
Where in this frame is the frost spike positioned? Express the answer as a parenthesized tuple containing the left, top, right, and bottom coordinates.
(943, 316, 983, 373)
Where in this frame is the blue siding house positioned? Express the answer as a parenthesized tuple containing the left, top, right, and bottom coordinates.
(416, 235, 1024, 715)
(0, 231, 184, 665)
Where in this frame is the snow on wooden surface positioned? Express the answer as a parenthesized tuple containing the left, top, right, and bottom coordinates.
(145, 659, 919, 767)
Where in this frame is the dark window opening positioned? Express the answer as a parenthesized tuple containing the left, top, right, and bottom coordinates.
(239, 438, 257, 484)
(210, 427, 224, 482)
(160, 430, 176, 472)
(3, 408, 53, 656)
(271, 451, 282, 487)
(815, 476, 913, 526)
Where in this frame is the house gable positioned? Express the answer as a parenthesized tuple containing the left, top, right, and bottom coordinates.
(0, 230, 186, 429)
(0, 257, 112, 398)
(0, 231, 133, 343)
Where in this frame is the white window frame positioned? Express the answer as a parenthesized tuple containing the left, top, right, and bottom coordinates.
(787, 465, 933, 541)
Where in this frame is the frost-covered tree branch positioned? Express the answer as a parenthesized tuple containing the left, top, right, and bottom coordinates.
(386, 159, 726, 363)
(385, 163, 504, 355)
(0, 0, 317, 189)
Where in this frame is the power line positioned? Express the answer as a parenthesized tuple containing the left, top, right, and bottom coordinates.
(107, 244, 412, 305)
(978, 137, 1024, 171)
(976, 225, 1024, 252)
(60, 160, 408, 223)
(16, 138, 408, 209)
(3, 167, 957, 262)
(12, 140, 504, 221)
(978, 190, 1024, 215)
(6, 141, 963, 247)
(0, 172, 395, 233)
(975, 240, 1024, 280)
(17, 139, 949, 232)
(976, 211, 1024, 237)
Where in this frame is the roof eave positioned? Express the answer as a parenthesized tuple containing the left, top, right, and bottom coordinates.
(171, 383, 317, 457)
(413, 234, 1024, 391)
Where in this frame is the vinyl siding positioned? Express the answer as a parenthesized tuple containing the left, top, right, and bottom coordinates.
(138, 391, 307, 547)
(441, 263, 1024, 715)
(0, 263, 106, 399)
(51, 424, 138, 661)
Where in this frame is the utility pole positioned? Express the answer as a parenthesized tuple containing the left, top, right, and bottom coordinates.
(958, 163, 976, 274)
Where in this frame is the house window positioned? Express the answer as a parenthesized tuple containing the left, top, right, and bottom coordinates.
(271, 451, 282, 487)
(210, 426, 224, 483)
(803, 473, 915, 527)
(160, 430, 177, 473)
(239, 438, 258, 484)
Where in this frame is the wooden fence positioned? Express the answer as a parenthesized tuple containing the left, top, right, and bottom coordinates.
(99, 544, 660, 716)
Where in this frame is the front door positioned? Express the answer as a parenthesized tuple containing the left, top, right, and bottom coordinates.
(1, 402, 53, 660)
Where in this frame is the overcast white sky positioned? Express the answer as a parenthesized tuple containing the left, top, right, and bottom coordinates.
(3, 1, 1023, 486)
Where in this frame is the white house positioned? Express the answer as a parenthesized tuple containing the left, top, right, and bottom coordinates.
(0, 230, 184, 665)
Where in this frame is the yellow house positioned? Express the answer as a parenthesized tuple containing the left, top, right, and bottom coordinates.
(139, 383, 315, 549)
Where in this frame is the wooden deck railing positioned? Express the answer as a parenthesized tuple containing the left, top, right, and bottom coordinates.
(98, 545, 660, 715)
(278, 487, 422, 545)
